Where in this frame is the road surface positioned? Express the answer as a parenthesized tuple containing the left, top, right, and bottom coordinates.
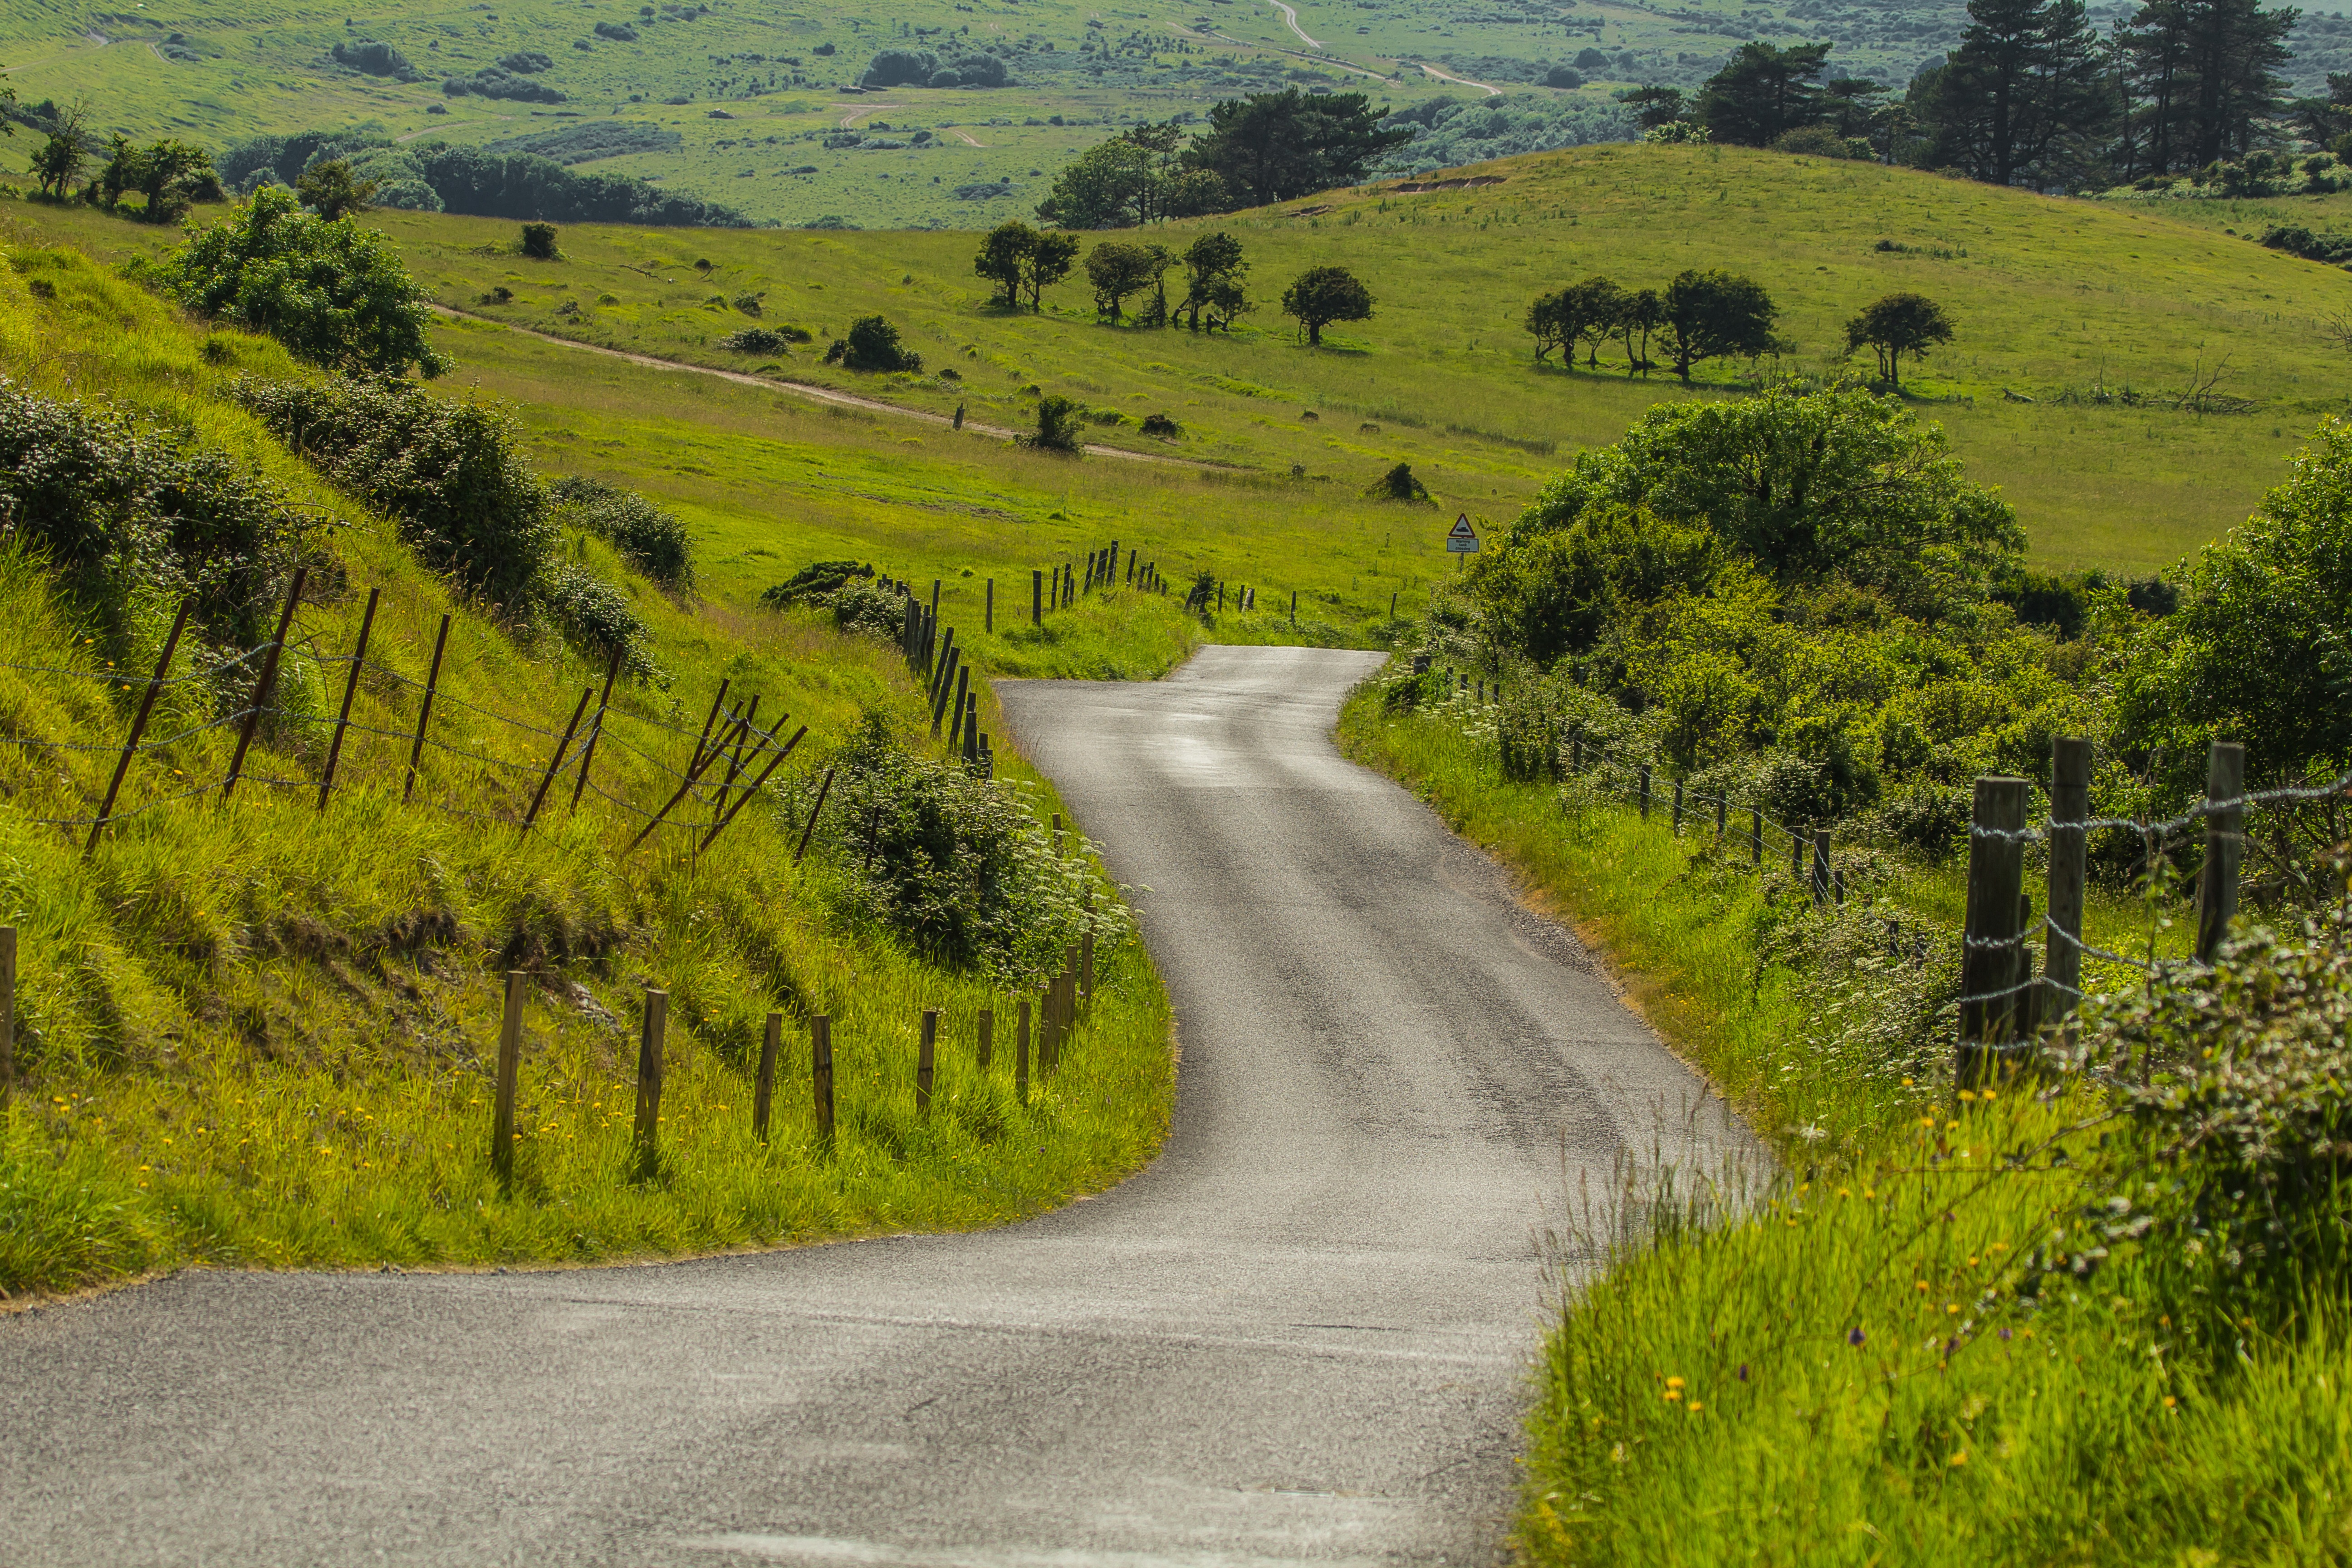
(0, 646, 1739, 1567)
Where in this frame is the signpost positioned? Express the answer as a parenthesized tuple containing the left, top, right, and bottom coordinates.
(1446, 514, 1479, 569)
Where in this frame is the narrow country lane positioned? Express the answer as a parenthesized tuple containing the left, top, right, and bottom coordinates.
(0, 645, 1742, 1568)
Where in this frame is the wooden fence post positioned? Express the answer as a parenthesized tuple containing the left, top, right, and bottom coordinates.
(1812, 829, 1832, 910)
(521, 686, 594, 831)
(494, 970, 524, 1184)
(1039, 979, 1059, 1073)
(793, 767, 835, 866)
(812, 1014, 834, 1143)
(948, 664, 970, 751)
(701, 725, 806, 854)
(0, 926, 15, 1105)
(633, 987, 669, 1170)
(1638, 765, 1651, 820)
(568, 645, 625, 813)
(1081, 928, 1095, 1003)
(1790, 826, 1804, 883)
(1958, 776, 2030, 1087)
(1715, 795, 1726, 844)
(977, 1006, 994, 1071)
(1015, 999, 1031, 1101)
(1750, 807, 1764, 870)
(223, 566, 307, 802)
(1051, 813, 1063, 858)
(316, 587, 378, 813)
(754, 1009, 780, 1144)
(87, 599, 192, 855)
(402, 612, 451, 805)
(2197, 740, 2245, 965)
(918, 1008, 937, 1114)
(1033, 569, 1043, 626)
(2046, 737, 2090, 1021)
(985, 578, 994, 633)
(1671, 780, 1685, 836)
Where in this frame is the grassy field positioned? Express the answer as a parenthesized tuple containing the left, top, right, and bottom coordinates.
(1341, 677, 2352, 1566)
(0, 231, 1181, 1302)
(14, 141, 2351, 581)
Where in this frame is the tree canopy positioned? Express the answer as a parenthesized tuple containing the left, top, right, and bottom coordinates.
(1280, 265, 1374, 346)
(163, 185, 450, 379)
(1183, 90, 1413, 206)
(1845, 293, 1955, 387)
(1658, 269, 1781, 382)
(1695, 43, 1834, 146)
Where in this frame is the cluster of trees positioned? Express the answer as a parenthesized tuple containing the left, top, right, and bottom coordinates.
(1527, 271, 1779, 382)
(1035, 90, 1414, 229)
(971, 224, 1373, 344)
(19, 108, 225, 221)
(1643, 0, 2313, 191)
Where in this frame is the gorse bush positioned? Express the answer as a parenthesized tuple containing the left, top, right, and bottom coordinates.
(820, 709, 1117, 982)
(163, 186, 450, 379)
(0, 377, 307, 651)
(232, 375, 553, 610)
(548, 475, 693, 590)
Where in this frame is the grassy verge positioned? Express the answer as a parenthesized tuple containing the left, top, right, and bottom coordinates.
(0, 235, 1177, 1303)
(1340, 676, 2352, 1565)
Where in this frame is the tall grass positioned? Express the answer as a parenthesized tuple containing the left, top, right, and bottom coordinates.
(1342, 673, 2352, 1564)
(0, 236, 1176, 1300)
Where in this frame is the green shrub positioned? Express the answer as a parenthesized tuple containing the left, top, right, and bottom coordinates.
(0, 377, 306, 649)
(548, 475, 693, 589)
(716, 324, 811, 353)
(163, 186, 450, 379)
(1367, 461, 1430, 502)
(539, 560, 657, 679)
(1019, 394, 1085, 454)
(519, 221, 559, 259)
(759, 559, 875, 609)
(837, 314, 922, 373)
(819, 710, 1112, 981)
(232, 374, 551, 610)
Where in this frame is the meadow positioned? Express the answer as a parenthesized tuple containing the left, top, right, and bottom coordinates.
(0, 231, 1184, 1301)
(13, 140, 2352, 585)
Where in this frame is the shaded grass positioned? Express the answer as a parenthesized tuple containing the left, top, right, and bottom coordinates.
(1342, 675, 2352, 1565)
(0, 231, 1176, 1300)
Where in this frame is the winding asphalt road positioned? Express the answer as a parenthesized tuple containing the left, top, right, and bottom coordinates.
(1, 646, 1738, 1567)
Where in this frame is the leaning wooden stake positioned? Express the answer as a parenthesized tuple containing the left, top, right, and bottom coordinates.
(624, 710, 752, 854)
(633, 987, 669, 1172)
(316, 588, 380, 813)
(521, 686, 595, 831)
(2045, 736, 2091, 1022)
(2197, 740, 2245, 965)
(754, 1009, 781, 1144)
(568, 645, 626, 813)
(403, 612, 451, 805)
(811, 1014, 834, 1144)
(1957, 776, 2030, 1088)
(917, 1008, 937, 1115)
(224, 567, 308, 802)
(793, 766, 836, 866)
(701, 725, 807, 853)
(87, 598, 192, 856)
(493, 970, 525, 1184)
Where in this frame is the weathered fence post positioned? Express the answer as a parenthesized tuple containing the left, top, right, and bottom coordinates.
(316, 587, 379, 813)
(1638, 765, 1652, 820)
(977, 1006, 994, 1072)
(1015, 998, 1031, 1102)
(494, 970, 525, 1184)
(754, 1009, 780, 1144)
(917, 1008, 937, 1115)
(1957, 776, 2030, 1087)
(948, 663, 971, 751)
(0, 926, 16, 1105)
(1052, 813, 1063, 858)
(811, 1014, 834, 1144)
(521, 687, 595, 831)
(633, 987, 668, 1171)
(985, 578, 994, 634)
(402, 612, 451, 805)
(2045, 737, 2090, 1022)
(1671, 780, 1685, 836)
(1750, 807, 1764, 870)
(568, 645, 626, 815)
(87, 599, 192, 856)
(793, 767, 835, 867)
(2197, 740, 2245, 965)
(1812, 829, 1832, 910)
(223, 566, 308, 802)
(1790, 826, 1805, 883)
(1081, 927, 1095, 1004)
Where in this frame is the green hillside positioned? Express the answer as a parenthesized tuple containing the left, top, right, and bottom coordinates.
(16, 141, 2347, 577)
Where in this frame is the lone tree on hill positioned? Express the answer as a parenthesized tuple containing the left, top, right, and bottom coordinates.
(975, 220, 1035, 309)
(1845, 293, 1954, 388)
(1084, 240, 1170, 321)
(1659, 268, 1780, 382)
(1281, 265, 1373, 347)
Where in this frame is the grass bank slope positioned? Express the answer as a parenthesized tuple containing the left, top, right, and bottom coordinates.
(0, 239, 1175, 1302)
(16, 141, 2339, 576)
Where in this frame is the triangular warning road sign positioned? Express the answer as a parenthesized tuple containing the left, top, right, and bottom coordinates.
(1445, 514, 1480, 552)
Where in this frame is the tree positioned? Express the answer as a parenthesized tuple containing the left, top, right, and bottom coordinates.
(1183, 90, 1414, 207)
(1695, 42, 1834, 146)
(295, 159, 377, 221)
(1823, 77, 1891, 137)
(1280, 265, 1373, 346)
(841, 315, 922, 372)
(1367, 462, 1430, 502)
(1019, 394, 1086, 454)
(93, 137, 220, 222)
(1911, 0, 2111, 186)
(1612, 288, 1665, 373)
(974, 220, 1034, 308)
(519, 221, 559, 259)
(1658, 270, 1780, 382)
(162, 184, 451, 378)
(2118, 0, 2295, 175)
(28, 104, 89, 201)
(1617, 85, 1687, 128)
(1084, 241, 1169, 319)
(1525, 276, 1622, 368)
(1179, 232, 1246, 331)
(1845, 293, 1955, 387)
(1037, 137, 1156, 229)
(1024, 230, 1079, 312)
